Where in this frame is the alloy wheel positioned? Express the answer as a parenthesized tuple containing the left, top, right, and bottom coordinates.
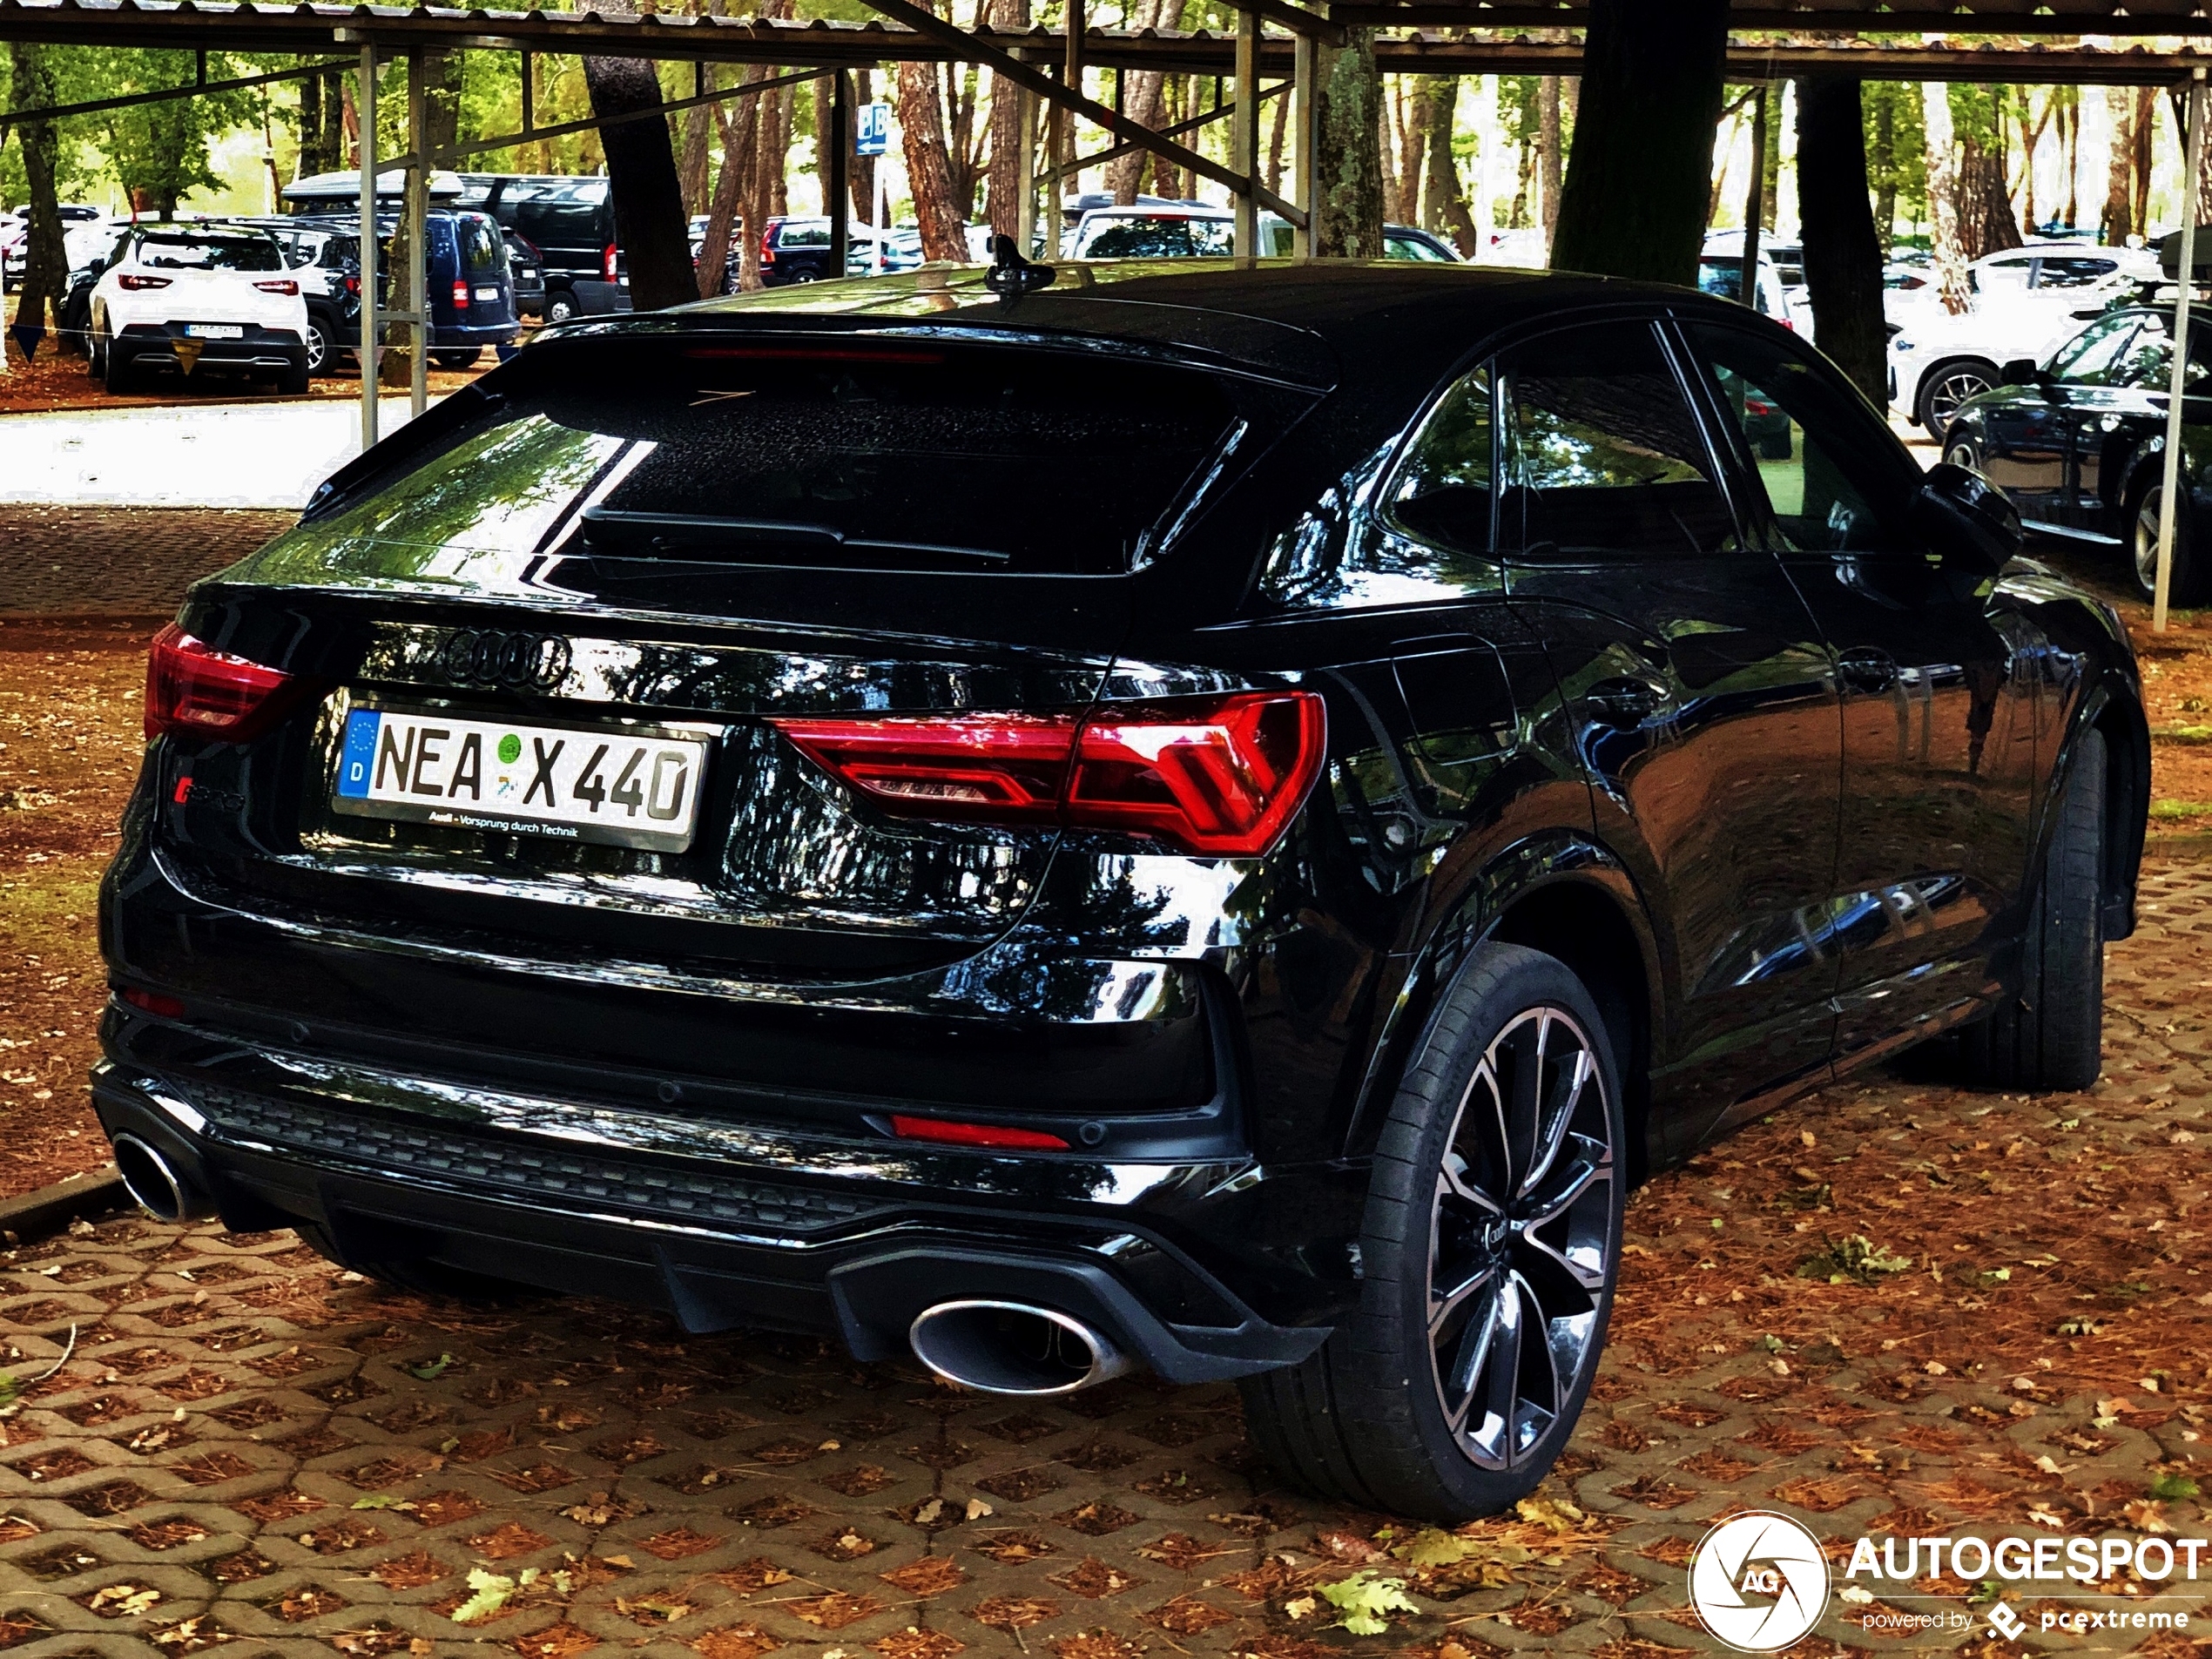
(1925, 368, 1993, 432)
(1946, 441, 1979, 473)
(305, 322, 328, 374)
(1427, 1006, 1615, 1471)
(2135, 488, 2167, 593)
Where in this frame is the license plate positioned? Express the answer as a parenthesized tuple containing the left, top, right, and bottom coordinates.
(331, 704, 710, 853)
(475, 285, 500, 300)
(185, 323, 244, 339)
(517, 267, 536, 279)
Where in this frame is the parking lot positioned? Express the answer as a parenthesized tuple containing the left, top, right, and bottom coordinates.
(0, 520, 2205, 1654)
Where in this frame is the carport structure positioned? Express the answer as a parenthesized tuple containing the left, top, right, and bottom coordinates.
(4, 0, 2212, 601)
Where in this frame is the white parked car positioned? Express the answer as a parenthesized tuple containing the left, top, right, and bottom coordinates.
(88, 221, 310, 395)
(1886, 241, 2160, 435)
(2, 204, 109, 289)
(1697, 233, 1807, 339)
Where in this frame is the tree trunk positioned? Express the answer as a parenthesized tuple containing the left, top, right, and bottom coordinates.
(1538, 74, 1562, 245)
(8, 44, 66, 354)
(1956, 140, 2023, 261)
(760, 82, 792, 219)
(2062, 92, 2079, 230)
(2131, 85, 2157, 241)
(1425, 78, 1479, 254)
(701, 77, 758, 296)
(1266, 78, 1291, 198)
(1871, 91, 1897, 252)
(421, 49, 462, 160)
(1550, 0, 1728, 283)
(1379, 81, 1405, 226)
(986, 0, 1031, 234)
(853, 70, 877, 224)
(298, 71, 327, 178)
(1923, 83, 1970, 314)
(583, 0, 696, 313)
(1313, 30, 1385, 259)
(1796, 76, 1885, 405)
(681, 77, 716, 218)
(2106, 84, 2134, 246)
(897, 58, 969, 260)
(1109, 0, 1174, 206)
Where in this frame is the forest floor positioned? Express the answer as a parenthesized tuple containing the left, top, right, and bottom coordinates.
(0, 339, 491, 416)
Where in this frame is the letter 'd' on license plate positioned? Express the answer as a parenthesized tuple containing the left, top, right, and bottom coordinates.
(332, 705, 709, 852)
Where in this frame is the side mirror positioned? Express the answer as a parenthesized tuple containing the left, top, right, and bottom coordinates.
(1910, 460, 2021, 577)
(2000, 356, 2044, 388)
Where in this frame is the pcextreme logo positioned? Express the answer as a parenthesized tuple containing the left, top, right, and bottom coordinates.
(1689, 1511, 1831, 1651)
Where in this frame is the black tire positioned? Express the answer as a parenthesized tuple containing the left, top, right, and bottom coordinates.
(2128, 480, 2210, 606)
(1240, 943, 1624, 1522)
(1915, 357, 1999, 435)
(103, 339, 135, 394)
(86, 327, 105, 380)
(543, 291, 577, 325)
(1957, 728, 2106, 1092)
(432, 347, 482, 371)
(1945, 435, 1983, 475)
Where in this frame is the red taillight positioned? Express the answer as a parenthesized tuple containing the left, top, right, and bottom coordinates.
(121, 987, 185, 1019)
(761, 227, 776, 264)
(603, 244, 619, 280)
(890, 1115, 1069, 1150)
(769, 691, 1326, 857)
(254, 279, 300, 296)
(118, 273, 172, 291)
(344, 274, 361, 294)
(144, 623, 312, 743)
(452, 280, 469, 308)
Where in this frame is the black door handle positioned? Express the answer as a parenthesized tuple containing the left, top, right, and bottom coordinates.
(1838, 651, 1899, 694)
(1584, 677, 1659, 728)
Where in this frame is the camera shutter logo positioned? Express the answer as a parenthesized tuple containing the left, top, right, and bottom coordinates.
(1689, 1510, 1831, 1652)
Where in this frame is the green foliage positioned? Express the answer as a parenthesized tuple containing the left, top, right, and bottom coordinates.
(451, 1566, 537, 1623)
(1316, 1568, 1420, 1635)
(2150, 1473, 2201, 1502)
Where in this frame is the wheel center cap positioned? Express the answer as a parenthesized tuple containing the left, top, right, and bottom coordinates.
(1481, 1216, 1513, 1254)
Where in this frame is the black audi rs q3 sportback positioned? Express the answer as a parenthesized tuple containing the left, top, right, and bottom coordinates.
(98, 263, 2149, 1521)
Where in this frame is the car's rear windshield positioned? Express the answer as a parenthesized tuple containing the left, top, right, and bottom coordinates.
(136, 232, 283, 272)
(327, 338, 1244, 575)
(455, 214, 505, 274)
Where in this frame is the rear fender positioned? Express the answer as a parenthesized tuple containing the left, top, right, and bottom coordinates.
(1339, 832, 1664, 1180)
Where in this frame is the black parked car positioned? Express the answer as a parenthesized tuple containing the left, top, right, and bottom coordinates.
(1944, 304, 2212, 604)
(95, 265, 2148, 1521)
(456, 174, 630, 323)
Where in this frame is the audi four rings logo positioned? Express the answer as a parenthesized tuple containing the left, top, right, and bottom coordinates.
(440, 631, 570, 690)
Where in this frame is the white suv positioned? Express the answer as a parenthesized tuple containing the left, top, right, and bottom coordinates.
(89, 222, 310, 395)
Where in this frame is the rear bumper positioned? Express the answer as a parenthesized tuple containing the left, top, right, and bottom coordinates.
(91, 1048, 1336, 1382)
(118, 321, 304, 372)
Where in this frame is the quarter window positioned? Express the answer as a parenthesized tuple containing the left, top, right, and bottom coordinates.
(1500, 321, 1738, 558)
(1386, 368, 1494, 553)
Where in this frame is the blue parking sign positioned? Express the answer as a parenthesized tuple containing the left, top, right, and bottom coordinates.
(856, 101, 892, 158)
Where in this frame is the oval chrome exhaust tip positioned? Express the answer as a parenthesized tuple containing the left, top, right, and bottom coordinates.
(112, 1135, 213, 1224)
(909, 1300, 1131, 1395)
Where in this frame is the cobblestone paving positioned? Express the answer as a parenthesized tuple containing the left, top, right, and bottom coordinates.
(1, 859, 2209, 1659)
(0, 509, 294, 618)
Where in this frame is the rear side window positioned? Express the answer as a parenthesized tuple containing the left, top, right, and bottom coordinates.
(456, 215, 505, 274)
(321, 340, 1243, 576)
(1500, 321, 1739, 559)
(777, 222, 831, 249)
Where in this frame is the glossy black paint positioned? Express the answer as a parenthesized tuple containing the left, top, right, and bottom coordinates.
(96, 262, 2149, 1376)
(1948, 303, 2212, 600)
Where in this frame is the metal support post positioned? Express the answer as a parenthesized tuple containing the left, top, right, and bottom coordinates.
(828, 71, 852, 275)
(521, 51, 533, 136)
(2156, 65, 2209, 635)
(1062, 0, 1085, 246)
(358, 42, 378, 452)
(1291, 32, 1316, 260)
(1741, 83, 1768, 313)
(1015, 85, 1039, 256)
(407, 48, 428, 423)
(1233, 7, 1259, 259)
